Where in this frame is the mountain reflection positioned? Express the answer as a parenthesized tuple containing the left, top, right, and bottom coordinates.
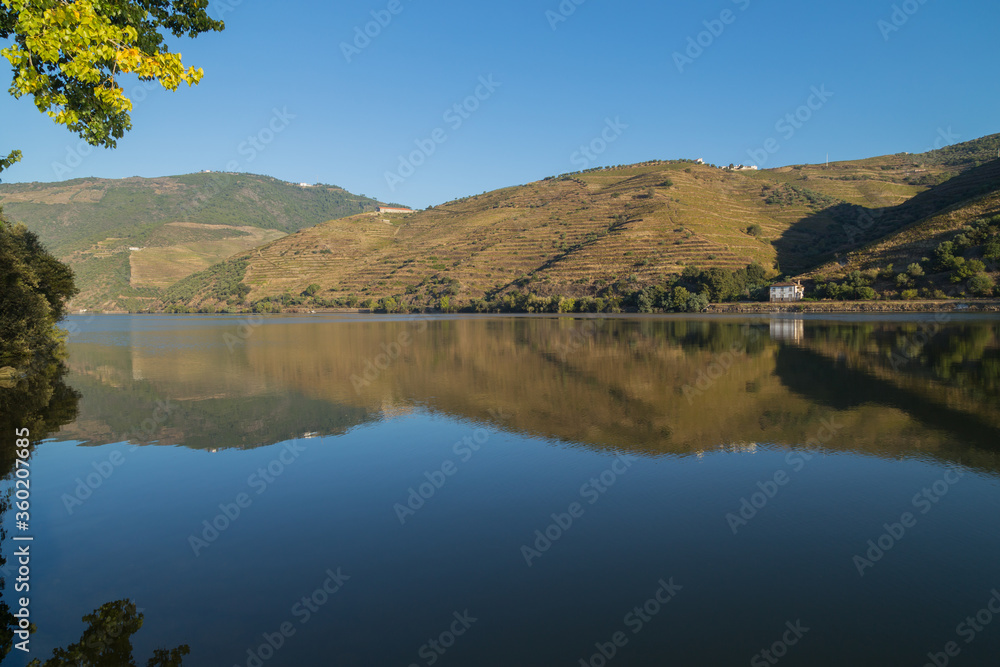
(55, 316, 1000, 473)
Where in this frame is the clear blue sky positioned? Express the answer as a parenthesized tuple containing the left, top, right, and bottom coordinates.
(1, 0, 997, 208)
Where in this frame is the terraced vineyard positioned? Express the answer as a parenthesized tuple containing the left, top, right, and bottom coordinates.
(218, 163, 813, 305)
(5, 134, 992, 312)
(164, 135, 1000, 310)
(0, 172, 387, 309)
(130, 223, 287, 289)
(805, 187, 1000, 281)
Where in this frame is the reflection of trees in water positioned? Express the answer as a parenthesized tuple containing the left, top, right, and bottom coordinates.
(919, 326, 1000, 397)
(1, 363, 189, 665)
(804, 322, 1000, 399)
(775, 344, 1000, 472)
(0, 512, 16, 660)
(26, 600, 188, 667)
(665, 320, 770, 356)
(562, 318, 771, 356)
(0, 359, 80, 474)
(0, 360, 80, 662)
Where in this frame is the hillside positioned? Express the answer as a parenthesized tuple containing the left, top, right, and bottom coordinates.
(801, 174, 1000, 292)
(0, 172, 387, 310)
(162, 135, 1000, 312)
(791, 155, 1000, 301)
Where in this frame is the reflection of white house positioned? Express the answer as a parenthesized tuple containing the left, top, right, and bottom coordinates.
(695, 442, 759, 459)
(769, 318, 805, 342)
(376, 206, 413, 214)
(770, 282, 805, 302)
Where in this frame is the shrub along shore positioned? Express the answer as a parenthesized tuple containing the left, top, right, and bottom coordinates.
(101, 296, 1000, 317)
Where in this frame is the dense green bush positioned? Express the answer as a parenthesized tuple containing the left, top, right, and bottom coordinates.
(163, 259, 250, 307)
(933, 241, 959, 272)
(0, 213, 78, 366)
(816, 270, 876, 300)
(677, 263, 769, 302)
(822, 216, 1000, 300)
(969, 274, 995, 296)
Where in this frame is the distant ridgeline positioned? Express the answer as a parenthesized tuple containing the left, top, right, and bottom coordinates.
(5, 134, 1000, 314)
(0, 172, 387, 311)
(152, 135, 1000, 314)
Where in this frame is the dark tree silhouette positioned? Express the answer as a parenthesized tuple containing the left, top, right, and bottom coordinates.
(26, 600, 189, 667)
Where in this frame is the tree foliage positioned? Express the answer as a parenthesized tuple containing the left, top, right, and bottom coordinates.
(26, 599, 189, 666)
(678, 263, 770, 303)
(816, 270, 877, 301)
(0, 211, 77, 365)
(968, 273, 995, 297)
(0, 0, 224, 167)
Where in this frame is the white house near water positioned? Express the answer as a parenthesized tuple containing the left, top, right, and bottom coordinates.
(770, 282, 805, 302)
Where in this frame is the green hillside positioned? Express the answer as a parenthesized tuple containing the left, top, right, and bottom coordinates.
(779, 140, 1000, 300)
(802, 187, 1000, 300)
(160, 135, 1000, 313)
(0, 172, 386, 310)
(5, 135, 998, 314)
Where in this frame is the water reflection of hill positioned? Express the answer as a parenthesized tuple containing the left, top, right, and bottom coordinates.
(59, 316, 1000, 473)
(60, 336, 375, 450)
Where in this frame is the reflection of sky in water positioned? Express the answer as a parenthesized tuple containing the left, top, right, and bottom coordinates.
(5, 314, 999, 666)
(11, 412, 1000, 667)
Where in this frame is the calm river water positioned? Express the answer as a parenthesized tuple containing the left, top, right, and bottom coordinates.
(3, 314, 1000, 666)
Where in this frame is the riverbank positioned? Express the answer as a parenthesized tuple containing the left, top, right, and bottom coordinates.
(706, 299, 1000, 314)
(75, 299, 1000, 316)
